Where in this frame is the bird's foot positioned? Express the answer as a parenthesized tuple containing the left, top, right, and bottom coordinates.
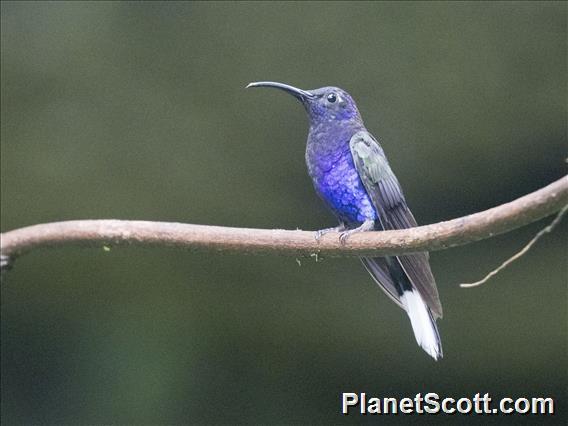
(339, 220, 375, 245)
(314, 223, 346, 242)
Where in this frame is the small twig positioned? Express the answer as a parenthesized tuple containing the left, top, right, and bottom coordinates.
(460, 203, 568, 288)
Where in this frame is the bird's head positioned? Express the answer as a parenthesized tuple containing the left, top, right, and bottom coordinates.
(246, 81, 362, 124)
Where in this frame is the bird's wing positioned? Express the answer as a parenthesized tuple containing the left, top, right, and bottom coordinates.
(349, 130, 443, 318)
(360, 257, 405, 310)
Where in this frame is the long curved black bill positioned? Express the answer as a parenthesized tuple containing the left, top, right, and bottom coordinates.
(246, 81, 314, 101)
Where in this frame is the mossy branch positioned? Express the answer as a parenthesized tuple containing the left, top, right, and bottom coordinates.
(1, 177, 566, 272)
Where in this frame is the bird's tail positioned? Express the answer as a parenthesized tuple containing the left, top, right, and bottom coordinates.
(400, 290, 443, 360)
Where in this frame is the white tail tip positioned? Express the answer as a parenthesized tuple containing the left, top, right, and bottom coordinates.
(400, 290, 443, 360)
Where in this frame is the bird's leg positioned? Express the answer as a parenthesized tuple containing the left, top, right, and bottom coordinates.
(339, 219, 375, 245)
(314, 222, 346, 242)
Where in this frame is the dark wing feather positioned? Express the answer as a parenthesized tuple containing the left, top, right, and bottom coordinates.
(350, 131, 443, 318)
(360, 257, 405, 310)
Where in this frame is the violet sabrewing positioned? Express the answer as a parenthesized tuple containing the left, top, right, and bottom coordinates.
(247, 81, 443, 360)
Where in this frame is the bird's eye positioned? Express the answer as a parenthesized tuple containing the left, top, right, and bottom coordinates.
(327, 93, 337, 103)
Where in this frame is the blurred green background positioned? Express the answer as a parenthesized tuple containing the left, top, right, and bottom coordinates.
(1, 1, 566, 424)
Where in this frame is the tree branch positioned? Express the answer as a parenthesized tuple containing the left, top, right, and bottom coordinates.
(1, 177, 566, 270)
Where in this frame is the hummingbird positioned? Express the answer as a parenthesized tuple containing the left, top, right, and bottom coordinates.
(247, 81, 443, 360)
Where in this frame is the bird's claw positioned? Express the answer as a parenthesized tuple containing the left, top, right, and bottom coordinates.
(314, 224, 346, 242)
(338, 220, 375, 246)
(338, 230, 354, 246)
